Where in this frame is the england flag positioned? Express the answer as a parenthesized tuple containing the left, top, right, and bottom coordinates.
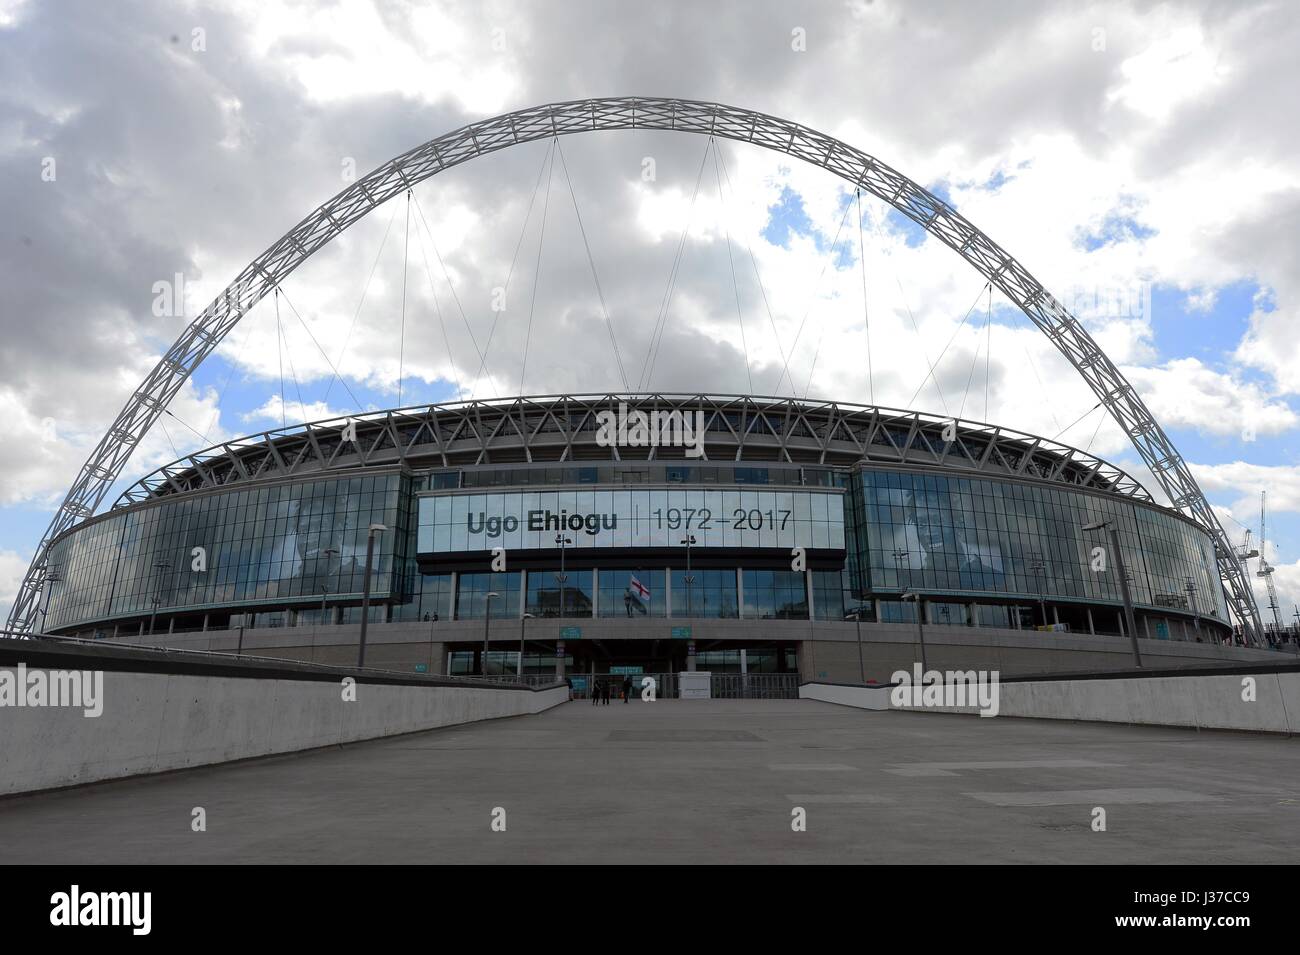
(630, 575, 651, 601)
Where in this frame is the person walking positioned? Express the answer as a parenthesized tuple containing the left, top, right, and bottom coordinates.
(602, 679, 611, 705)
(591, 679, 601, 706)
(622, 674, 633, 703)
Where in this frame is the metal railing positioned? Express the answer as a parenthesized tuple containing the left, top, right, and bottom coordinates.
(561, 671, 800, 700)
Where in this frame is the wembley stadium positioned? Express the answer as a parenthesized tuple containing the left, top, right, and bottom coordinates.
(35, 392, 1269, 686)
(10, 97, 1280, 688)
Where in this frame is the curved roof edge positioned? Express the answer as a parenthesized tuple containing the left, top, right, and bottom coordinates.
(112, 393, 1154, 509)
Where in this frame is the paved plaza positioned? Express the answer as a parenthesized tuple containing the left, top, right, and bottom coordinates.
(2, 700, 1296, 863)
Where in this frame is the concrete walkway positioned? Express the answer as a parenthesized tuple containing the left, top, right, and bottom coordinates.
(2, 699, 1296, 863)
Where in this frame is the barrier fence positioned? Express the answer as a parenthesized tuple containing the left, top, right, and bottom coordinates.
(549, 671, 801, 700)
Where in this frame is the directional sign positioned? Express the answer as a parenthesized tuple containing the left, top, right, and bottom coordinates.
(671, 626, 692, 640)
(560, 626, 582, 640)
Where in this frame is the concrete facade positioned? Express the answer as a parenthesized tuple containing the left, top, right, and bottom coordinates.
(93, 617, 1286, 682)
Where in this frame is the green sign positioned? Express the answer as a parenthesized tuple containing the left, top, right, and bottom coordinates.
(414, 663, 428, 673)
(671, 626, 692, 640)
(559, 626, 582, 640)
(610, 665, 644, 675)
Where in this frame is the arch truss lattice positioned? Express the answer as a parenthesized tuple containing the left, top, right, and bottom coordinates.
(6, 96, 1262, 641)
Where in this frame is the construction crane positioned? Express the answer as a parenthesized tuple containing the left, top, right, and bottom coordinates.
(1257, 491, 1283, 635)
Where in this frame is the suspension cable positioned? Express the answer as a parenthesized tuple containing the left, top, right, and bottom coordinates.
(867, 204, 950, 415)
(802, 325, 824, 399)
(714, 143, 791, 393)
(409, 191, 464, 400)
(958, 284, 996, 421)
(274, 289, 286, 429)
(906, 280, 990, 410)
(518, 139, 557, 396)
(275, 290, 309, 425)
(554, 137, 630, 392)
(470, 139, 555, 398)
(413, 188, 493, 397)
(984, 285, 992, 420)
(323, 200, 399, 404)
(772, 193, 855, 396)
(200, 294, 265, 442)
(712, 138, 753, 393)
(397, 189, 411, 408)
(1052, 401, 1104, 443)
(640, 137, 714, 390)
(857, 190, 874, 406)
(275, 286, 364, 412)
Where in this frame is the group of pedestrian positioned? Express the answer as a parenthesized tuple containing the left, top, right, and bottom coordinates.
(589, 674, 634, 705)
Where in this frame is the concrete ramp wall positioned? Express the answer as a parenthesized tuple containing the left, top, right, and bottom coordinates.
(801, 668, 1300, 734)
(1, 642, 568, 795)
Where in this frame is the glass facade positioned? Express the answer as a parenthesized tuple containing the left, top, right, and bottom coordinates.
(672, 568, 739, 618)
(42, 456, 1228, 636)
(44, 473, 406, 630)
(456, 572, 521, 620)
(597, 568, 667, 618)
(526, 569, 594, 617)
(847, 469, 1227, 620)
(741, 569, 808, 619)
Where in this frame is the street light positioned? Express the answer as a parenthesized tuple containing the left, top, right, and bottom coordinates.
(900, 590, 928, 672)
(482, 591, 501, 675)
(1028, 552, 1048, 627)
(555, 534, 573, 618)
(1184, 577, 1201, 636)
(518, 611, 535, 677)
(681, 535, 697, 619)
(356, 523, 387, 668)
(319, 546, 340, 626)
(149, 560, 171, 636)
(845, 606, 866, 683)
(1083, 520, 1141, 668)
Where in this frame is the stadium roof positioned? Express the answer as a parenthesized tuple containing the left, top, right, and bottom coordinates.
(112, 393, 1153, 507)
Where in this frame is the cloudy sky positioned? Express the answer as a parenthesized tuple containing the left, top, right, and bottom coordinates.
(2, 0, 1298, 627)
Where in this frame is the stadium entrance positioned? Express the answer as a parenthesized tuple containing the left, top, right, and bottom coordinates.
(444, 639, 801, 682)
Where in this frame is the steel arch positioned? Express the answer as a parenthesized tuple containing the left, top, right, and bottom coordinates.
(7, 96, 1262, 640)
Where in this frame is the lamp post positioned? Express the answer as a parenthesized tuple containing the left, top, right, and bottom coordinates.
(555, 534, 573, 618)
(319, 546, 339, 625)
(357, 523, 387, 668)
(1083, 520, 1141, 668)
(846, 607, 866, 683)
(482, 591, 500, 675)
(1184, 577, 1201, 636)
(681, 535, 697, 619)
(901, 590, 928, 672)
(1028, 552, 1048, 627)
(148, 560, 171, 636)
(518, 611, 535, 677)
